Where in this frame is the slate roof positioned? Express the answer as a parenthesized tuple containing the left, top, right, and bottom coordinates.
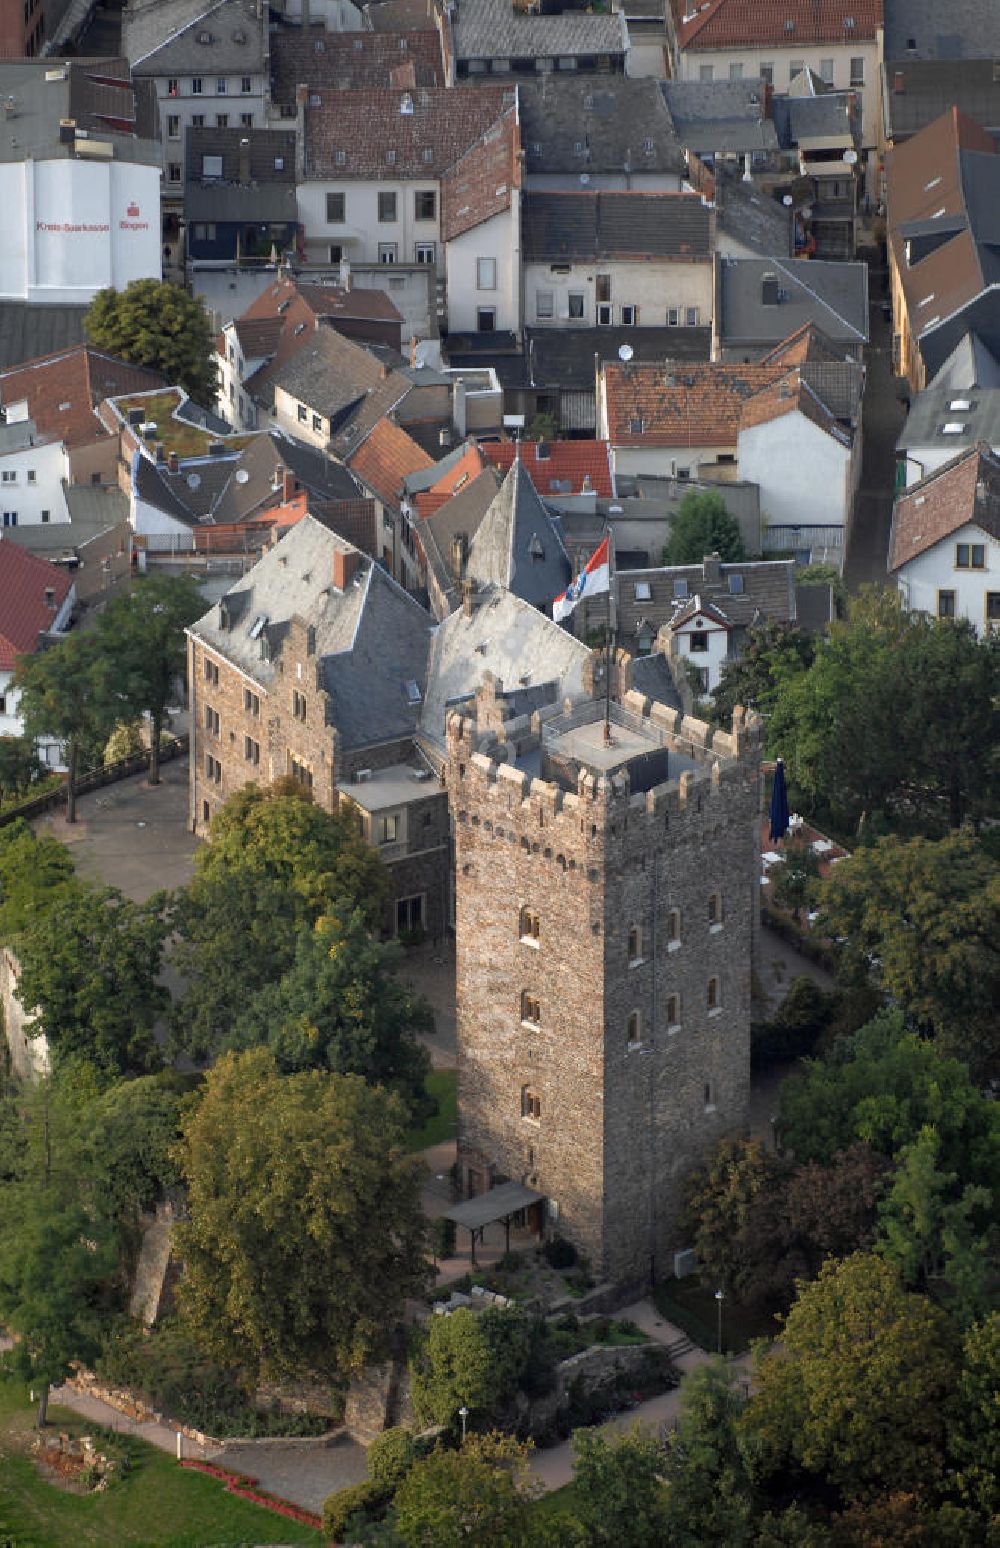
(0, 542, 74, 670)
(886, 109, 1000, 365)
(411, 441, 490, 516)
(518, 76, 684, 178)
(229, 275, 403, 399)
(420, 585, 590, 747)
(717, 256, 869, 349)
(602, 359, 785, 445)
(440, 106, 519, 242)
(928, 332, 1000, 391)
(348, 416, 434, 509)
(775, 88, 860, 147)
(662, 78, 780, 155)
(484, 440, 615, 498)
(882, 59, 1000, 143)
(124, 0, 219, 69)
(525, 326, 712, 393)
(522, 191, 712, 263)
(738, 367, 853, 445)
(185, 126, 297, 222)
(889, 442, 1000, 570)
(898, 385, 1000, 453)
(882, 0, 1000, 61)
(628, 651, 683, 711)
(211, 430, 363, 523)
(329, 370, 415, 460)
(269, 26, 443, 108)
(190, 513, 435, 749)
(303, 86, 512, 180)
(452, 0, 627, 62)
(465, 458, 571, 608)
(419, 465, 503, 612)
(0, 347, 163, 449)
(0, 305, 88, 372)
(675, 0, 881, 50)
(261, 327, 389, 423)
(128, 0, 265, 73)
(715, 177, 793, 258)
(616, 555, 796, 642)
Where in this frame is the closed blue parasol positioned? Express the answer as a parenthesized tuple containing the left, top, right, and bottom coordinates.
(769, 758, 790, 843)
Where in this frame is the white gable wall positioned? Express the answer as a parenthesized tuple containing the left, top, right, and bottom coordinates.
(738, 407, 853, 528)
(894, 517, 1000, 634)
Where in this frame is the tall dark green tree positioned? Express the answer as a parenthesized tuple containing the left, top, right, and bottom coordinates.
(711, 618, 817, 729)
(12, 632, 109, 822)
(662, 490, 746, 564)
(0, 736, 42, 806)
(84, 280, 216, 403)
(93, 574, 205, 784)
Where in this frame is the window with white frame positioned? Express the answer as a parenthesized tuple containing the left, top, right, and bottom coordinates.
(477, 257, 497, 290)
(536, 290, 554, 318)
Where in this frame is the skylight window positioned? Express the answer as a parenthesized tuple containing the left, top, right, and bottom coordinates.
(924, 176, 941, 191)
(405, 680, 422, 704)
(634, 580, 652, 601)
(949, 399, 972, 411)
(630, 418, 644, 435)
(931, 207, 946, 219)
(248, 614, 268, 639)
(942, 422, 967, 435)
(918, 293, 935, 307)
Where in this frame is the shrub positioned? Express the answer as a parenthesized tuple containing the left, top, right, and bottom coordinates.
(368, 1426, 426, 1493)
(430, 1214, 456, 1260)
(542, 1235, 577, 1270)
(323, 1478, 389, 1539)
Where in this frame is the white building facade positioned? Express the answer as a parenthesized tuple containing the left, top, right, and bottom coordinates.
(0, 423, 71, 528)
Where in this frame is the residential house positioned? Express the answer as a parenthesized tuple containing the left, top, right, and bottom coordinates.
(0, 421, 70, 530)
(0, 58, 161, 305)
(186, 514, 450, 934)
(0, 345, 164, 486)
(0, 542, 75, 766)
(889, 441, 1000, 633)
(268, 25, 445, 119)
(295, 86, 522, 333)
(448, 0, 629, 82)
(712, 256, 869, 361)
(4, 484, 132, 601)
(248, 324, 394, 446)
(897, 385, 1000, 489)
(521, 190, 713, 331)
(885, 108, 1000, 393)
(347, 413, 435, 586)
(665, 0, 882, 192)
(126, 0, 268, 233)
(662, 75, 782, 165)
(771, 72, 864, 258)
(616, 551, 796, 661)
(881, 59, 1000, 153)
(462, 457, 571, 612)
(518, 76, 684, 192)
(216, 273, 404, 431)
(184, 127, 299, 263)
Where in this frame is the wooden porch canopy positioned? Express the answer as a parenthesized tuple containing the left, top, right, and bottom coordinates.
(444, 1182, 545, 1263)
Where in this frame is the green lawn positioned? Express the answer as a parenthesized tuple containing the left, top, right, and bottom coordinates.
(0, 1382, 321, 1547)
(406, 1068, 457, 1152)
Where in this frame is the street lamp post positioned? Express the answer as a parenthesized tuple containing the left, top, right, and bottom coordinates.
(458, 1405, 469, 1444)
(715, 1289, 725, 1355)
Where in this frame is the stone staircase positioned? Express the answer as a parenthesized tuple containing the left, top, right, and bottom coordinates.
(663, 1332, 696, 1361)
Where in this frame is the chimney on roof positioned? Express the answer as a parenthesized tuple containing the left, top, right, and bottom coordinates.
(380, 363, 390, 380)
(155, 441, 166, 463)
(703, 551, 722, 583)
(333, 546, 361, 591)
(59, 117, 76, 143)
(581, 473, 594, 494)
(893, 70, 905, 94)
(167, 449, 179, 473)
(207, 440, 225, 456)
(761, 272, 780, 306)
(451, 531, 468, 578)
(238, 135, 251, 183)
(462, 578, 475, 617)
(282, 466, 296, 503)
(409, 335, 418, 367)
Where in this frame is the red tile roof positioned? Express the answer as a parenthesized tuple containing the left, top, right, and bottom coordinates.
(414, 442, 489, 517)
(234, 276, 402, 404)
(303, 86, 512, 179)
(269, 27, 444, 107)
(483, 439, 616, 497)
(602, 360, 785, 445)
(676, 0, 881, 51)
(758, 322, 844, 367)
(440, 106, 519, 241)
(889, 443, 1000, 571)
(349, 416, 434, 508)
(0, 346, 164, 450)
(0, 543, 73, 671)
(738, 367, 852, 444)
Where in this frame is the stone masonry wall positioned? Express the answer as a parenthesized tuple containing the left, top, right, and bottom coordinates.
(450, 699, 761, 1282)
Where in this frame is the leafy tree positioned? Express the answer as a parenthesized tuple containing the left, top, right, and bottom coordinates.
(876, 1125, 994, 1325)
(12, 631, 110, 822)
(103, 720, 144, 765)
(84, 1074, 183, 1231)
(14, 884, 167, 1076)
(230, 909, 431, 1115)
(173, 1050, 428, 1382)
(92, 574, 205, 784)
(769, 836, 821, 922)
(711, 619, 817, 729)
(410, 1306, 539, 1433)
(777, 1012, 1000, 1196)
(769, 592, 1000, 836)
(817, 831, 1000, 1077)
(745, 1253, 958, 1501)
(829, 1494, 981, 1547)
(0, 1185, 118, 1426)
(170, 783, 390, 1057)
(660, 1361, 755, 1546)
(391, 1433, 540, 1548)
(0, 736, 42, 806)
(84, 280, 216, 403)
(681, 1137, 785, 1299)
(948, 1312, 1000, 1520)
(0, 820, 74, 940)
(663, 490, 746, 565)
(570, 1424, 672, 1547)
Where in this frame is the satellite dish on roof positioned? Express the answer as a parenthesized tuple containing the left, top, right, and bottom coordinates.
(186, 473, 201, 490)
(619, 344, 634, 363)
(580, 172, 590, 184)
(235, 469, 250, 484)
(844, 149, 858, 165)
(782, 194, 793, 206)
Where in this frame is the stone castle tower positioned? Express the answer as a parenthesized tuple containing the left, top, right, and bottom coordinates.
(449, 683, 762, 1285)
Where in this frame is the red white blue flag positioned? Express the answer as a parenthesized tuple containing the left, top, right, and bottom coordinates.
(553, 536, 610, 622)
